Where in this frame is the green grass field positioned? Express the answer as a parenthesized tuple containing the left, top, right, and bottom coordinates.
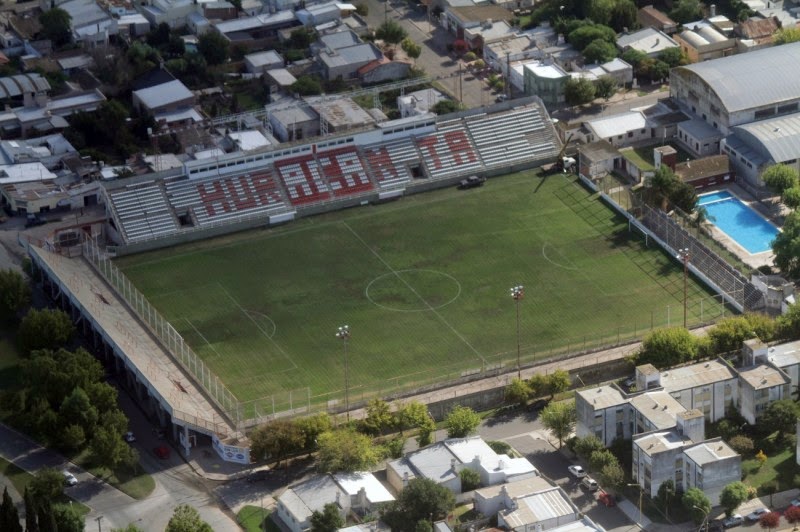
(116, 171, 726, 411)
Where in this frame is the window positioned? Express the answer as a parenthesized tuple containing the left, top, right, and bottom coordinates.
(778, 103, 798, 114)
(628, 132, 634, 138)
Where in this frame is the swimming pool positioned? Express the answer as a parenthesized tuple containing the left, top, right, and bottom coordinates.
(698, 190, 779, 254)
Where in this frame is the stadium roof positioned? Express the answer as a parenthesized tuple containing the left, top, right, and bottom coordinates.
(674, 42, 800, 113)
(731, 111, 800, 164)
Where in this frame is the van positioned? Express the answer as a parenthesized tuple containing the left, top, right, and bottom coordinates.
(582, 477, 598, 491)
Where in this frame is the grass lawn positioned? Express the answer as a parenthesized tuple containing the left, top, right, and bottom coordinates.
(237, 506, 279, 532)
(622, 148, 655, 171)
(0, 457, 90, 517)
(70, 450, 155, 500)
(116, 171, 725, 413)
(742, 433, 800, 492)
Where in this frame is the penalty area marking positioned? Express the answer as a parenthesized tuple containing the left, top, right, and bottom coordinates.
(365, 269, 463, 313)
(541, 242, 579, 271)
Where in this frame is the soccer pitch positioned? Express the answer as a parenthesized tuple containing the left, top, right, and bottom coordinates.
(116, 171, 725, 409)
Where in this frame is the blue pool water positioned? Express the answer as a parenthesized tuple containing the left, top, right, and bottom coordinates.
(698, 191, 779, 254)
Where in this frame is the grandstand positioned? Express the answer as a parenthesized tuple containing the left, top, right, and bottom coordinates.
(105, 100, 561, 249)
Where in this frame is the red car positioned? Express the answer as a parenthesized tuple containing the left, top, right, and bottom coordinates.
(154, 445, 171, 459)
(598, 491, 616, 507)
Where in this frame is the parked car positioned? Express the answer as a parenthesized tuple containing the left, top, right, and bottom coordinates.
(153, 445, 170, 459)
(723, 514, 743, 528)
(582, 476, 599, 491)
(25, 214, 45, 228)
(495, 94, 508, 103)
(567, 465, 586, 478)
(124, 432, 136, 443)
(597, 491, 616, 507)
(457, 175, 486, 190)
(623, 376, 636, 388)
(745, 508, 768, 522)
(790, 498, 800, 508)
(62, 471, 78, 486)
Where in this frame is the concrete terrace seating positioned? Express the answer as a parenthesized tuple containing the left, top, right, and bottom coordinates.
(361, 138, 418, 189)
(274, 154, 331, 206)
(109, 183, 178, 242)
(415, 121, 481, 179)
(467, 106, 556, 168)
(316, 146, 374, 197)
(165, 172, 288, 226)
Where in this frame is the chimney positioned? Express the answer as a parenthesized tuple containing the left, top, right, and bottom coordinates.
(710, 3, 716, 16)
(403, 472, 409, 486)
(498, 459, 506, 470)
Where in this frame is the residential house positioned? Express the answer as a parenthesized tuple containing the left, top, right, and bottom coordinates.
(735, 16, 780, 51)
(398, 88, 448, 118)
(296, 1, 341, 27)
(358, 57, 411, 84)
(765, 338, 800, 393)
(616, 28, 679, 58)
(585, 110, 648, 147)
(483, 34, 538, 76)
(244, 50, 285, 75)
(214, 11, 298, 50)
(638, 5, 678, 34)
(55, 0, 118, 46)
(498, 484, 581, 530)
(387, 436, 537, 495)
(276, 475, 349, 532)
(139, 0, 196, 27)
(315, 30, 383, 81)
(576, 140, 622, 180)
(203, 1, 237, 20)
(463, 20, 516, 52)
(332, 472, 395, 516)
(267, 104, 319, 142)
(474, 476, 556, 517)
(442, 5, 514, 40)
(132, 79, 200, 125)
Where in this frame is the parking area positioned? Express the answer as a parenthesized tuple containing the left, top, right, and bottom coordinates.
(506, 434, 635, 532)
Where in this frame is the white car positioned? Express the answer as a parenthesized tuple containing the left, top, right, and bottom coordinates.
(582, 476, 599, 491)
(567, 465, 586, 478)
(124, 432, 136, 443)
(790, 498, 800, 508)
(745, 508, 769, 522)
(62, 471, 78, 486)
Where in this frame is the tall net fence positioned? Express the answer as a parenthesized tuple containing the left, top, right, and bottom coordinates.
(82, 238, 244, 429)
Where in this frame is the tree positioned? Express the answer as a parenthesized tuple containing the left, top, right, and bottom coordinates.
(670, 181, 698, 213)
(540, 401, 576, 448)
(759, 511, 781, 532)
(574, 435, 604, 460)
(316, 429, 379, 473)
(728, 435, 754, 455)
(763, 164, 800, 196)
(355, 3, 368, 15)
(670, 0, 703, 23)
(290, 75, 322, 96)
(376, 20, 407, 46)
(564, 77, 596, 106)
(595, 75, 617, 101)
(445, 405, 480, 438)
(682, 487, 711, 524)
(720, 481, 749, 517)
(415, 521, 433, 532)
(401, 37, 421, 63)
(397, 401, 435, 442)
(548, 370, 571, 398)
(249, 419, 303, 465)
(30, 468, 64, 502)
(782, 187, 800, 210)
(361, 398, 394, 435)
(658, 47, 686, 68)
(775, 27, 800, 45)
(567, 24, 616, 50)
(111, 526, 144, 532)
(1, 486, 22, 532)
(755, 449, 767, 467)
(635, 327, 698, 368)
(582, 39, 617, 64)
(431, 100, 463, 115)
(295, 413, 332, 453)
(383, 436, 406, 459)
(599, 462, 624, 493)
(39, 8, 72, 47)
(288, 28, 315, 49)
(51, 504, 84, 532)
(705, 316, 762, 356)
(17, 309, 75, 356)
(459, 468, 481, 492)
(779, 302, 800, 340)
(784, 506, 800, 527)
(24, 487, 38, 532)
(166, 504, 213, 532)
(197, 31, 228, 65)
(0, 269, 30, 321)
(773, 211, 800, 280)
(381, 478, 456, 532)
(505, 378, 531, 407)
(608, 0, 638, 32)
(89, 425, 137, 471)
(310, 502, 344, 532)
(621, 49, 647, 70)
(36, 499, 56, 532)
(760, 399, 799, 438)
(655, 479, 675, 518)
(59, 387, 99, 435)
(589, 449, 617, 472)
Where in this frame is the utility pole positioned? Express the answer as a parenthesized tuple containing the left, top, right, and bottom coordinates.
(96, 516, 103, 532)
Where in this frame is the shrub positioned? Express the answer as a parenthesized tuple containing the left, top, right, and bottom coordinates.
(459, 469, 481, 492)
(487, 441, 511, 455)
(729, 435, 754, 456)
(464, 51, 477, 61)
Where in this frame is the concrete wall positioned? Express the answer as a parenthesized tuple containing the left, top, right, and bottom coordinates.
(684, 451, 741, 505)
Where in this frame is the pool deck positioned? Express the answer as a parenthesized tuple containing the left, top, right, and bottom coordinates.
(700, 183, 781, 271)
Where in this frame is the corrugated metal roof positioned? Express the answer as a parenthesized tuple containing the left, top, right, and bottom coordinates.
(0, 74, 50, 100)
(133, 79, 193, 111)
(675, 42, 800, 113)
(732, 111, 800, 164)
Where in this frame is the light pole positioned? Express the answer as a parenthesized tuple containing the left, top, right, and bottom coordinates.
(336, 325, 351, 422)
(626, 483, 643, 529)
(693, 505, 710, 532)
(95, 516, 103, 532)
(510, 285, 524, 379)
(677, 248, 690, 328)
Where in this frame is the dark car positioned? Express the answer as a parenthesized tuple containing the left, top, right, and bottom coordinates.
(25, 214, 46, 228)
(457, 176, 486, 190)
(154, 445, 171, 459)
